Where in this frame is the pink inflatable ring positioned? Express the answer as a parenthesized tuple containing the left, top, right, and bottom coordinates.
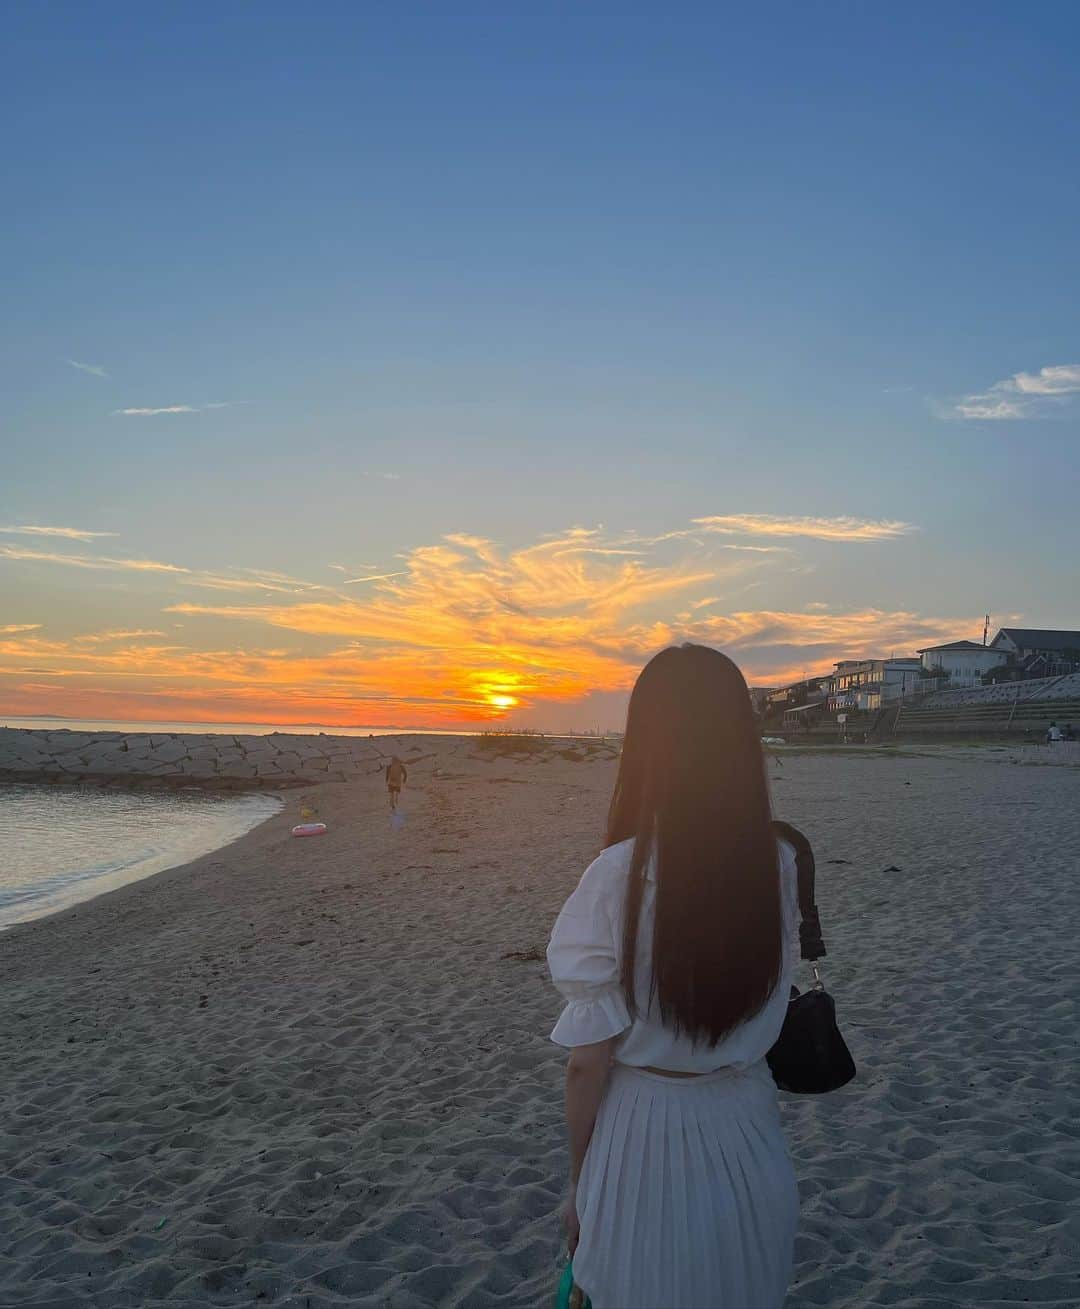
(291, 822, 327, 838)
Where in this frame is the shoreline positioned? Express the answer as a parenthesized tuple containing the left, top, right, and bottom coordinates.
(1, 778, 302, 947)
(2, 745, 1077, 1307)
(0, 732, 619, 937)
(0, 782, 287, 935)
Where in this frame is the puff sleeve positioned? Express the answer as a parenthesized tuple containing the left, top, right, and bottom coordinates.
(547, 863, 631, 1048)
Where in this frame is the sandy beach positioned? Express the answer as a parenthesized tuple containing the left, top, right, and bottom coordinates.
(2, 739, 1078, 1308)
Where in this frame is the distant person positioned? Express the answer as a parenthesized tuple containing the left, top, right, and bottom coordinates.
(1064, 723, 1076, 742)
(1047, 722, 1063, 743)
(385, 755, 407, 809)
(547, 644, 800, 1309)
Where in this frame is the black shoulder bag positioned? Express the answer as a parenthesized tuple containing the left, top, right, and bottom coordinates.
(766, 821, 856, 1094)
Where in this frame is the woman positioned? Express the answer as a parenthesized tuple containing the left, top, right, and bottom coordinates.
(547, 644, 800, 1309)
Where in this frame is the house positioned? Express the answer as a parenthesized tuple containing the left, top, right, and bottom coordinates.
(917, 640, 1002, 689)
(827, 657, 923, 710)
(764, 675, 831, 717)
(989, 628, 1080, 677)
(765, 685, 795, 713)
(782, 700, 825, 730)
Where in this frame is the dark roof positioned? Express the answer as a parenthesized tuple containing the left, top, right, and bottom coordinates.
(992, 628, 1080, 652)
(917, 640, 991, 653)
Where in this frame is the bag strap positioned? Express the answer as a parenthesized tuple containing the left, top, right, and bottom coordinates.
(772, 820, 827, 962)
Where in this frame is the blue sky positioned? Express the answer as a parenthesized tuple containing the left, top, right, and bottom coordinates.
(2, 3, 1078, 727)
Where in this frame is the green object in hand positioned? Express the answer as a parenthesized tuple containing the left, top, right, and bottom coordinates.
(556, 1259, 591, 1309)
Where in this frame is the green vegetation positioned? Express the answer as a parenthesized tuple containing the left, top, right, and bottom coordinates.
(475, 730, 548, 755)
(474, 730, 621, 761)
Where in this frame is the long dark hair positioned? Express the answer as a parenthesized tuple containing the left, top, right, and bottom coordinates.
(608, 643, 782, 1046)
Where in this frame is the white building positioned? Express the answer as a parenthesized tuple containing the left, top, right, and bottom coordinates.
(917, 640, 1002, 689)
(827, 658, 923, 711)
(882, 658, 924, 702)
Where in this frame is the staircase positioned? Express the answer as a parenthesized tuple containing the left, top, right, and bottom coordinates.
(894, 697, 1080, 738)
(870, 703, 903, 739)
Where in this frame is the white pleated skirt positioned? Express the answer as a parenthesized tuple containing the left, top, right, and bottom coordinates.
(573, 1060, 798, 1309)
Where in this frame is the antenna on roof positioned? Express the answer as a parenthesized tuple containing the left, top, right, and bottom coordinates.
(983, 613, 991, 646)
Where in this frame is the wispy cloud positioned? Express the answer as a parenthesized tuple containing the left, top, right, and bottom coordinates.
(114, 405, 198, 416)
(179, 568, 333, 595)
(952, 363, 1080, 420)
(113, 402, 240, 416)
(952, 395, 1029, 421)
(343, 571, 408, 584)
(0, 543, 331, 594)
(690, 607, 982, 685)
(716, 543, 792, 554)
(68, 359, 109, 379)
(692, 514, 916, 542)
(552, 546, 647, 559)
(0, 524, 117, 541)
(177, 575, 297, 594)
(622, 515, 914, 549)
(0, 544, 189, 574)
(0, 623, 42, 634)
(360, 471, 402, 481)
(75, 629, 168, 644)
(239, 567, 320, 586)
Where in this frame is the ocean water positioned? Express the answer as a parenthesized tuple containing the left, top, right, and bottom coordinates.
(2, 717, 467, 737)
(0, 783, 281, 931)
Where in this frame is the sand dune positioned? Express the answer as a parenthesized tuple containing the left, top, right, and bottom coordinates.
(2, 741, 1078, 1307)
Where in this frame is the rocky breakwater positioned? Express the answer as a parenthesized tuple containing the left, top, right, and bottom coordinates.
(0, 728, 430, 789)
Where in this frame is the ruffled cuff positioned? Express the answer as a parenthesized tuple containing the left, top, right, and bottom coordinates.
(550, 988, 631, 1048)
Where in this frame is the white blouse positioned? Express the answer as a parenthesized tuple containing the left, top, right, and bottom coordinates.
(547, 836, 800, 1073)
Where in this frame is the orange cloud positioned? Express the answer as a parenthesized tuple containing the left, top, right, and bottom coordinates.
(0, 520, 960, 729)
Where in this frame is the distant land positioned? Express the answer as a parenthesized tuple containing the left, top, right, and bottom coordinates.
(0, 715, 623, 739)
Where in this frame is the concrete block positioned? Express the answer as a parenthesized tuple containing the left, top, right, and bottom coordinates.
(150, 741, 188, 764)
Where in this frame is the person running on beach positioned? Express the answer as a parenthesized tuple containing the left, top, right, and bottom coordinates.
(385, 756, 407, 810)
(547, 644, 802, 1309)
